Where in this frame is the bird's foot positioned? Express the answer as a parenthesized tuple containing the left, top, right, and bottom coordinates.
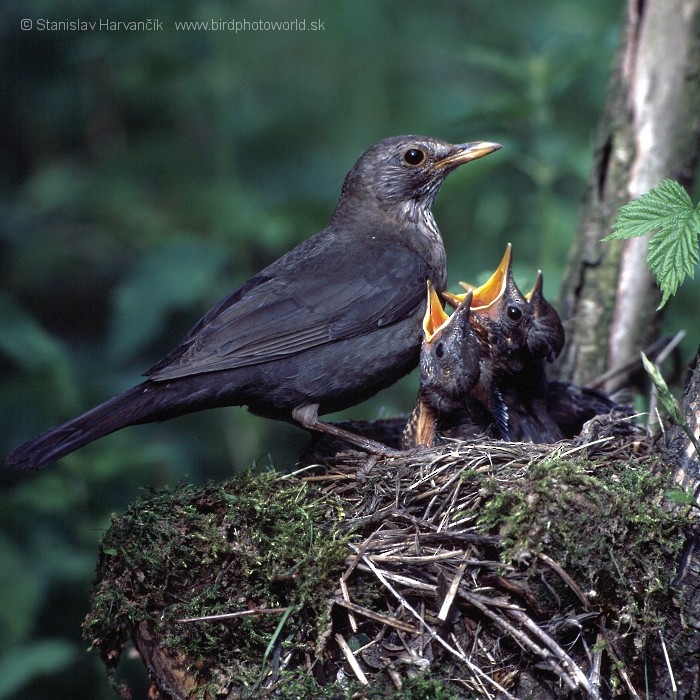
(313, 420, 403, 457)
(293, 404, 403, 458)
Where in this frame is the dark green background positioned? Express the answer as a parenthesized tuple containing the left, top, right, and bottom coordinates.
(1, 1, 696, 697)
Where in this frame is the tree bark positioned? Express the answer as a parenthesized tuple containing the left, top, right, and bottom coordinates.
(555, 3, 700, 694)
(556, 0, 700, 390)
(668, 352, 700, 491)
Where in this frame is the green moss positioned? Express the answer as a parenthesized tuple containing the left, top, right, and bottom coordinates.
(83, 446, 694, 697)
(272, 670, 465, 699)
(83, 472, 353, 696)
(477, 453, 687, 640)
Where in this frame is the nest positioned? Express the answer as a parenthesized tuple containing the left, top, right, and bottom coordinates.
(84, 415, 698, 699)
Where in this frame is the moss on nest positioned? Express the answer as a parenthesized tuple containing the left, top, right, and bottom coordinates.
(478, 452, 685, 637)
(83, 422, 698, 699)
(84, 473, 352, 698)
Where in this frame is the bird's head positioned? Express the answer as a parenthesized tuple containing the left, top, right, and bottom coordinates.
(419, 282, 480, 412)
(444, 244, 533, 373)
(525, 271, 565, 362)
(339, 136, 501, 216)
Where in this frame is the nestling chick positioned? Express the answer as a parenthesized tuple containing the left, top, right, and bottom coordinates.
(402, 283, 481, 447)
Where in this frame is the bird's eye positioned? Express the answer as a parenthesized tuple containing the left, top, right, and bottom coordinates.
(434, 342, 445, 358)
(507, 306, 522, 321)
(404, 148, 425, 166)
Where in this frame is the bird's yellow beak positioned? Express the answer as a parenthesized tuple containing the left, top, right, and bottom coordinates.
(432, 141, 502, 172)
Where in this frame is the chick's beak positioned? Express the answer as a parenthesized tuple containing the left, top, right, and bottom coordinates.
(423, 281, 450, 342)
(468, 243, 513, 313)
(442, 243, 513, 313)
(450, 289, 474, 326)
(525, 270, 544, 302)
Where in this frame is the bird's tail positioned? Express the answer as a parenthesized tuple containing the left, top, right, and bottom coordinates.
(6, 381, 163, 472)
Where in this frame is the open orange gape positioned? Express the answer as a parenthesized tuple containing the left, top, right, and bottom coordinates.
(405, 243, 610, 447)
(443, 242, 513, 319)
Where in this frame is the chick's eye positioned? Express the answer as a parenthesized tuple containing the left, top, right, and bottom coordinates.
(434, 342, 445, 358)
(404, 148, 425, 166)
(507, 306, 522, 321)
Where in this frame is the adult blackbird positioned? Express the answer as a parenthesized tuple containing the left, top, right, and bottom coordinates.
(402, 284, 480, 447)
(7, 136, 500, 471)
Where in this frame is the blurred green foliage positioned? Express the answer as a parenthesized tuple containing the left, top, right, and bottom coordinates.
(1, 0, 689, 696)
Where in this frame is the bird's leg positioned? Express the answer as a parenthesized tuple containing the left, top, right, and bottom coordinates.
(292, 404, 403, 457)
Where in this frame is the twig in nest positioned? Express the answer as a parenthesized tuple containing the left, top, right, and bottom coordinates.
(458, 585, 598, 696)
(438, 553, 469, 621)
(659, 631, 677, 700)
(356, 546, 516, 698)
(176, 607, 288, 623)
(597, 623, 641, 700)
(353, 561, 437, 592)
(590, 631, 604, 697)
(331, 596, 420, 634)
(335, 632, 369, 685)
(537, 552, 592, 610)
(506, 608, 595, 697)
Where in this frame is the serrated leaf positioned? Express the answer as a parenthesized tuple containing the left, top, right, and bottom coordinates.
(604, 179, 700, 306)
(646, 212, 700, 307)
(606, 179, 694, 240)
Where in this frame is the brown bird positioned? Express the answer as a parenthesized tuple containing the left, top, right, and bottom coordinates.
(444, 249, 621, 442)
(523, 271, 623, 437)
(402, 283, 481, 447)
(7, 135, 501, 471)
(524, 270, 565, 363)
(445, 245, 563, 442)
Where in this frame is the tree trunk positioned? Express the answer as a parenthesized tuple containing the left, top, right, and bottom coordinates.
(555, 1, 700, 694)
(556, 0, 700, 390)
(668, 352, 700, 491)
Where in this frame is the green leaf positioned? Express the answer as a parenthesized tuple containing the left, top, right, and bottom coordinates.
(0, 534, 43, 648)
(0, 294, 68, 372)
(606, 179, 695, 240)
(665, 489, 696, 507)
(605, 180, 700, 306)
(461, 46, 524, 82)
(641, 352, 682, 423)
(107, 236, 229, 362)
(647, 214, 699, 307)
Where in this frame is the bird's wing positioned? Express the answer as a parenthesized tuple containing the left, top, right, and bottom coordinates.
(146, 239, 430, 380)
